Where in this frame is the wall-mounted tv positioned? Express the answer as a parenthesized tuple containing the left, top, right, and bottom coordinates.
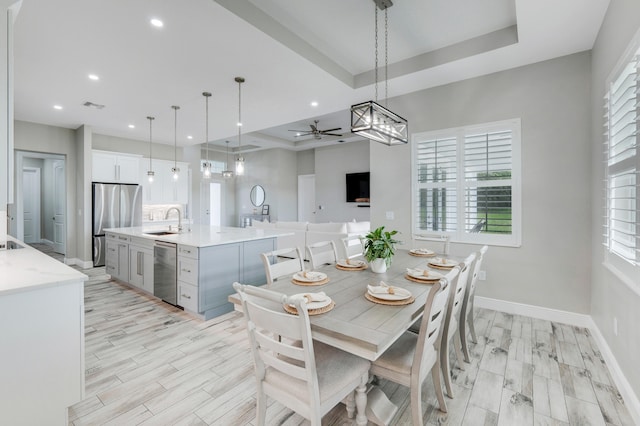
(346, 172, 370, 202)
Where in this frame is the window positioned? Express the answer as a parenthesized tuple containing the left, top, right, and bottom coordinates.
(603, 38, 640, 284)
(200, 159, 226, 175)
(412, 119, 521, 247)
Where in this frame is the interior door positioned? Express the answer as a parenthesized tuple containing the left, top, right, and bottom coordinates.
(22, 167, 41, 243)
(298, 174, 316, 223)
(52, 160, 66, 254)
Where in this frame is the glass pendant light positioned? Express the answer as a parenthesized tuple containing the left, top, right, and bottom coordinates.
(146, 116, 155, 183)
(202, 92, 212, 179)
(235, 76, 245, 176)
(222, 140, 234, 179)
(350, 1, 408, 145)
(171, 105, 180, 180)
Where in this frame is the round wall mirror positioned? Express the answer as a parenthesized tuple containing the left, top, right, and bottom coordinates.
(250, 185, 265, 207)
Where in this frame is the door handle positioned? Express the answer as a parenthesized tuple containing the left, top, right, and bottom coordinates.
(52, 217, 55, 220)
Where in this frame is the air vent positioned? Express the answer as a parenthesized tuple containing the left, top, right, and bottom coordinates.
(83, 101, 105, 110)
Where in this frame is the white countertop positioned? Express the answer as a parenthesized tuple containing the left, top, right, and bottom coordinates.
(0, 237, 88, 296)
(105, 224, 292, 247)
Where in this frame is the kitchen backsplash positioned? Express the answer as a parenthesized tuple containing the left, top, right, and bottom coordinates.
(142, 204, 185, 222)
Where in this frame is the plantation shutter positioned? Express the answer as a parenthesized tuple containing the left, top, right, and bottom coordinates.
(464, 130, 513, 235)
(604, 56, 639, 265)
(415, 136, 457, 232)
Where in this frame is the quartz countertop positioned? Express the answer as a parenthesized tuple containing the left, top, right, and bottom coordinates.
(0, 237, 88, 296)
(104, 224, 292, 248)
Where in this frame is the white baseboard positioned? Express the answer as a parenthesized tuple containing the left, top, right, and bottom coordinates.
(475, 296, 640, 424)
(64, 258, 94, 269)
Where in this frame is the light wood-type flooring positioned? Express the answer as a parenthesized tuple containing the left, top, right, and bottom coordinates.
(64, 264, 634, 425)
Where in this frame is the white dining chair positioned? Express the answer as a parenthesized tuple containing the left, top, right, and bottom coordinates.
(460, 245, 488, 362)
(412, 233, 450, 255)
(233, 283, 370, 426)
(260, 247, 304, 286)
(370, 267, 458, 424)
(341, 235, 365, 260)
(440, 252, 475, 399)
(306, 240, 338, 270)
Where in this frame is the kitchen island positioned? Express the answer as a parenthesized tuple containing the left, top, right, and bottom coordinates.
(0, 237, 87, 425)
(104, 225, 290, 319)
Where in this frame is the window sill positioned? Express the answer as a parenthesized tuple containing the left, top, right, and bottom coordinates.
(602, 261, 640, 298)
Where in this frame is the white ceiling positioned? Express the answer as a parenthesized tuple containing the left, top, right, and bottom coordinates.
(13, 0, 610, 152)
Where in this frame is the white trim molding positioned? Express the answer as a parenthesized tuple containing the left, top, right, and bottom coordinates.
(476, 296, 640, 424)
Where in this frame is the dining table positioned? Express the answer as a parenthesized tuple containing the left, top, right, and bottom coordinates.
(228, 248, 457, 425)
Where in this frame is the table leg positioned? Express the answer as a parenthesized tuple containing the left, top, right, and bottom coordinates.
(365, 385, 398, 426)
(355, 374, 368, 426)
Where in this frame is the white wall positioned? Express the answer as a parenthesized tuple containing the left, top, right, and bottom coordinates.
(590, 0, 640, 402)
(296, 149, 315, 175)
(372, 51, 592, 314)
(315, 140, 370, 223)
(93, 133, 179, 161)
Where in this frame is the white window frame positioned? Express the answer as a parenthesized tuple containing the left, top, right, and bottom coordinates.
(603, 29, 640, 289)
(411, 118, 522, 247)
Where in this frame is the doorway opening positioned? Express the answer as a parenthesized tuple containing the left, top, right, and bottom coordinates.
(200, 180, 224, 226)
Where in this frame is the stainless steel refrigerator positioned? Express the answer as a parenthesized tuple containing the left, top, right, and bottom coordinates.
(92, 183, 143, 266)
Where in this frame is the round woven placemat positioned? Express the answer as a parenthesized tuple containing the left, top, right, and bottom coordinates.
(336, 264, 368, 271)
(427, 262, 456, 270)
(365, 292, 415, 306)
(291, 277, 330, 286)
(409, 251, 436, 258)
(283, 300, 335, 316)
(404, 274, 439, 284)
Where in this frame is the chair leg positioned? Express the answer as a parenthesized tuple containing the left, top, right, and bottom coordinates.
(431, 360, 448, 413)
(410, 376, 424, 426)
(460, 317, 471, 363)
(355, 373, 368, 426)
(256, 388, 267, 426)
(345, 390, 355, 419)
(453, 333, 465, 371)
(468, 303, 478, 344)
(440, 337, 454, 399)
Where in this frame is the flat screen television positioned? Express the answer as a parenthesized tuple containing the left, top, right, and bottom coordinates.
(346, 172, 370, 202)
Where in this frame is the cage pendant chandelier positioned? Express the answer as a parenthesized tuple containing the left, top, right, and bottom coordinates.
(350, 0, 408, 146)
(202, 92, 212, 179)
(235, 76, 245, 176)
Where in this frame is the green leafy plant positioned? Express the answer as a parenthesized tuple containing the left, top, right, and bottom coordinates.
(363, 226, 401, 267)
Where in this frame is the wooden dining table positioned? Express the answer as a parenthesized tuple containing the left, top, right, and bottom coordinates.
(228, 249, 456, 425)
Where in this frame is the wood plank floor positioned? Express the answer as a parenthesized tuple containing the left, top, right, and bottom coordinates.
(66, 265, 634, 425)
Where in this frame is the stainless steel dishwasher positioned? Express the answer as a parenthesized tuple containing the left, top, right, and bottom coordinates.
(154, 241, 177, 305)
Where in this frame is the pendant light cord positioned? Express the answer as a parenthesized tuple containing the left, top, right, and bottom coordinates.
(204, 92, 210, 162)
(172, 105, 180, 169)
(147, 116, 154, 170)
(374, 4, 378, 103)
(238, 80, 242, 152)
(385, 8, 388, 107)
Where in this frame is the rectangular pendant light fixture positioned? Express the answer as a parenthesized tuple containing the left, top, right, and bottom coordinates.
(351, 101, 408, 145)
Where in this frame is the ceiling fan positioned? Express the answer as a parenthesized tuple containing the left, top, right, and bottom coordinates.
(288, 120, 343, 140)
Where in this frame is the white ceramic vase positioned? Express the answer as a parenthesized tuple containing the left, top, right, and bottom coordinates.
(370, 258, 387, 274)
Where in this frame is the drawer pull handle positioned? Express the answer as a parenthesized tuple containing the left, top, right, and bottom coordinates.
(181, 294, 191, 299)
(182, 269, 191, 273)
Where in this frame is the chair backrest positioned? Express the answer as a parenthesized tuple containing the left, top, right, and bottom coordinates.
(465, 245, 488, 313)
(412, 266, 459, 376)
(341, 235, 364, 259)
(233, 283, 322, 411)
(306, 240, 338, 269)
(260, 247, 305, 286)
(412, 233, 451, 255)
(443, 253, 476, 339)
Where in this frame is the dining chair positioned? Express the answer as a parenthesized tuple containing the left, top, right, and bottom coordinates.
(306, 240, 338, 270)
(233, 283, 370, 426)
(440, 252, 475, 399)
(260, 247, 304, 286)
(370, 267, 458, 424)
(341, 234, 365, 259)
(412, 233, 450, 255)
(460, 245, 488, 362)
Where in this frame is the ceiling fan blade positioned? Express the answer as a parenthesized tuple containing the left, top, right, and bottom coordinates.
(323, 133, 343, 137)
(310, 124, 318, 132)
(320, 127, 342, 133)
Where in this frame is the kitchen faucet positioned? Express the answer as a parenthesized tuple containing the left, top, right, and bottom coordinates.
(165, 207, 182, 232)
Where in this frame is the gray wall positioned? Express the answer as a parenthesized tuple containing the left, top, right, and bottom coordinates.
(372, 51, 593, 314)
(590, 0, 640, 401)
(296, 149, 315, 175)
(315, 140, 371, 223)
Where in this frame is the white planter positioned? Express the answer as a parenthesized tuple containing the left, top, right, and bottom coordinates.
(370, 258, 387, 273)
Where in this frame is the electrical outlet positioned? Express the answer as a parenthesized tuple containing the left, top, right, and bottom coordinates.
(479, 270, 486, 281)
(386, 211, 394, 220)
(614, 317, 618, 336)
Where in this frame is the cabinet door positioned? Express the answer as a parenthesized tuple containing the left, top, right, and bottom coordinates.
(241, 238, 275, 286)
(105, 240, 118, 277)
(116, 242, 129, 282)
(140, 247, 154, 293)
(198, 243, 241, 316)
(92, 152, 117, 182)
(129, 247, 143, 288)
(117, 155, 140, 184)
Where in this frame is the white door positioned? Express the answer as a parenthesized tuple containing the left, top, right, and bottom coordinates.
(201, 181, 222, 226)
(52, 161, 66, 254)
(298, 174, 316, 223)
(22, 167, 41, 243)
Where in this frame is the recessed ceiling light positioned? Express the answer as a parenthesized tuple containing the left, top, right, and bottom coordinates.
(88, 74, 99, 81)
(296, 132, 301, 136)
(128, 124, 135, 129)
(310, 101, 318, 107)
(187, 135, 193, 140)
(150, 18, 163, 28)
(53, 105, 63, 110)
(237, 122, 242, 127)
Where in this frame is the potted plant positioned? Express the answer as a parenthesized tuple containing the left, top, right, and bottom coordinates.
(363, 226, 401, 273)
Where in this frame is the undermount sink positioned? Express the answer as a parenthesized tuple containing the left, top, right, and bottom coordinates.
(144, 230, 179, 236)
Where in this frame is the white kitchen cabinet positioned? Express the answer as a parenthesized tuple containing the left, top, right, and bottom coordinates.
(105, 232, 130, 282)
(140, 158, 189, 204)
(129, 244, 154, 293)
(92, 150, 141, 184)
